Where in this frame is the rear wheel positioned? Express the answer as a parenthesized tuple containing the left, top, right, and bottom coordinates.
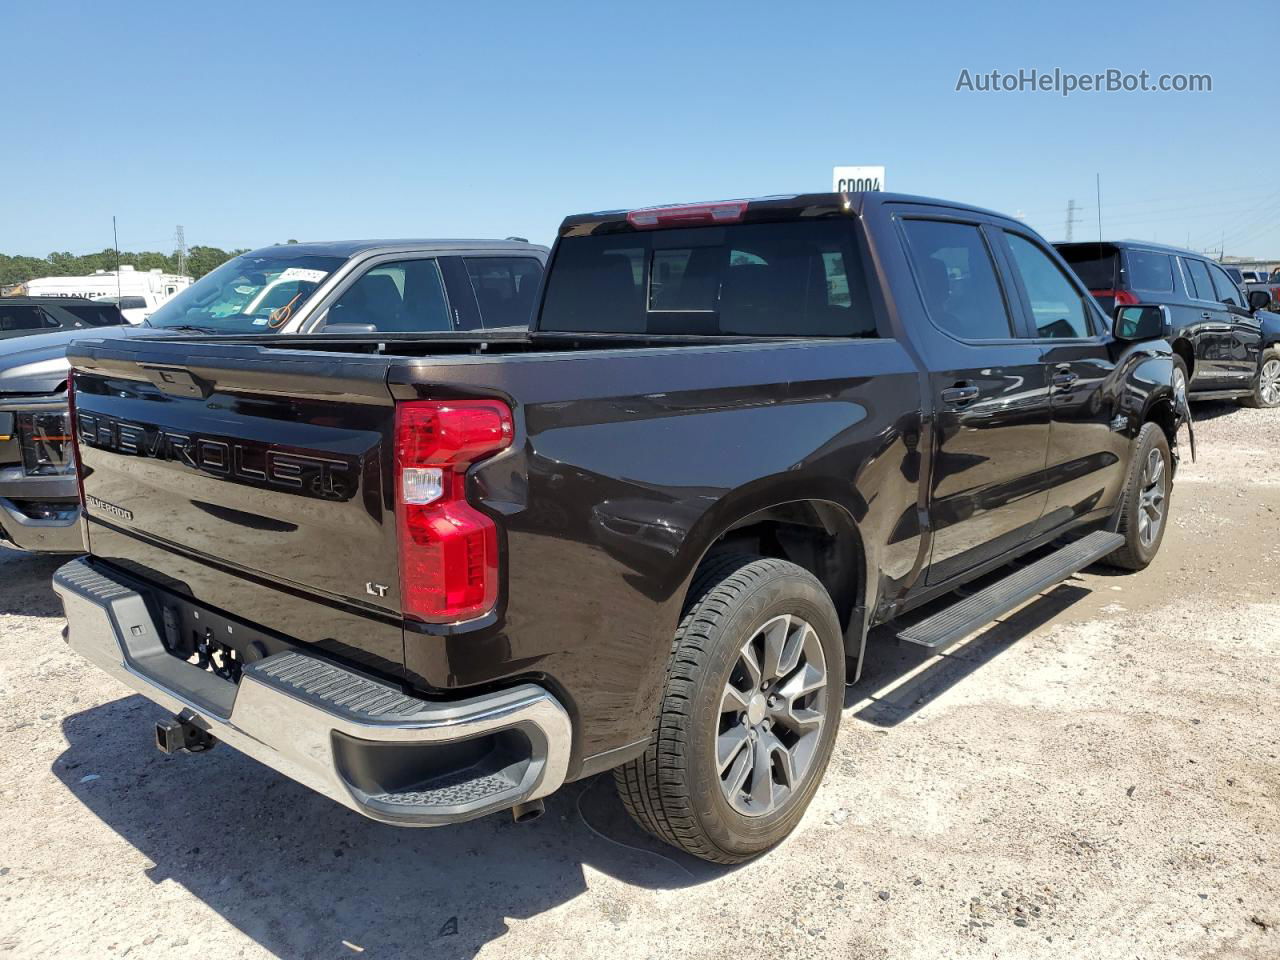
(1241, 349, 1280, 409)
(614, 555, 844, 863)
(1103, 422, 1172, 571)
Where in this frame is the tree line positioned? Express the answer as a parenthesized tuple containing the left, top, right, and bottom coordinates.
(0, 246, 248, 289)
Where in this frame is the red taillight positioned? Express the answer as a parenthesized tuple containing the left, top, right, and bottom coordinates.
(394, 399, 513, 623)
(626, 200, 748, 229)
(1093, 289, 1139, 306)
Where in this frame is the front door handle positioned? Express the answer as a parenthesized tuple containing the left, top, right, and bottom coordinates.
(940, 385, 980, 406)
(1201, 311, 1214, 320)
(1052, 371, 1079, 387)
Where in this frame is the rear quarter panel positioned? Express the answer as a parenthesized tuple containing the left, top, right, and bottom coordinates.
(388, 339, 923, 772)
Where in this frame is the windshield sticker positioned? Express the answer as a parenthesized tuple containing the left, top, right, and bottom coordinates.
(277, 267, 328, 284)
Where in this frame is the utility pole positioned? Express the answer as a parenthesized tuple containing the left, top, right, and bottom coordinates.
(1095, 174, 1103, 245)
(1065, 198, 1081, 242)
(112, 216, 122, 302)
(174, 224, 187, 277)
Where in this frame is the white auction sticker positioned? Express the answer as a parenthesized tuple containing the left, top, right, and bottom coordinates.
(277, 267, 328, 283)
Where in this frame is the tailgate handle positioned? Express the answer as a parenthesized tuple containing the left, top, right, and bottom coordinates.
(141, 365, 211, 399)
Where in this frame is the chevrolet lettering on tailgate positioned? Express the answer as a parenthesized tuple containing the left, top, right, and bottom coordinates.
(75, 410, 354, 500)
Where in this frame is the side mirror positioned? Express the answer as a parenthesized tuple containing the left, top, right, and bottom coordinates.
(1113, 303, 1171, 342)
(1248, 289, 1272, 312)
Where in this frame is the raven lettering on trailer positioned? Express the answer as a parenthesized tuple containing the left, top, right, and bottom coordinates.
(75, 411, 354, 500)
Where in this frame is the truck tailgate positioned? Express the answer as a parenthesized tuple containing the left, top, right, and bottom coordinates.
(69, 338, 405, 673)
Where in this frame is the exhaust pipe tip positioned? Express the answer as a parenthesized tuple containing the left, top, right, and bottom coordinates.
(511, 799, 545, 823)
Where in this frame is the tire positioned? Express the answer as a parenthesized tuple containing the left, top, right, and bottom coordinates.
(613, 555, 845, 863)
(1240, 348, 1280, 409)
(1103, 422, 1172, 571)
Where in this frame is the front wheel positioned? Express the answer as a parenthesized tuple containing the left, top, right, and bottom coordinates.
(1241, 349, 1280, 409)
(1103, 422, 1172, 571)
(614, 555, 844, 863)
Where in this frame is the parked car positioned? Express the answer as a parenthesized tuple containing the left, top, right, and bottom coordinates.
(56, 192, 1188, 863)
(0, 240, 546, 555)
(0, 297, 125, 340)
(1055, 240, 1280, 407)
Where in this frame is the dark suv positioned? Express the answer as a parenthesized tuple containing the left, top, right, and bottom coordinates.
(1055, 241, 1280, 408)
(0, 297, 126, 340)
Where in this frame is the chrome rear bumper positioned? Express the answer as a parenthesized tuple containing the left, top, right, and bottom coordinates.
(53, 558, 573, 825)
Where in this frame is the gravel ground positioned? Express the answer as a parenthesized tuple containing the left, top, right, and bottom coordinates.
(1, 402, 1277, 960)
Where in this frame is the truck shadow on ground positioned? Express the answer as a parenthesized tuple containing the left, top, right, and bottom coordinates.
(846, 582, 1090, 726)
(50, 569, 1087, 959)
(54, 701, 722, 959)
(1189, 399, 1248, 423)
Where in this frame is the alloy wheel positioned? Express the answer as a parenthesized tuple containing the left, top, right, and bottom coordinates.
(1137, 447, 1167, 548)
(1260, 358, 1280, 407)
(717, 614, 828, 817)
(1172, 365, 1188, 409)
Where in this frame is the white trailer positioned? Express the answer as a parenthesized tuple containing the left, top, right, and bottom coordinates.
(24, 267, 192, 323)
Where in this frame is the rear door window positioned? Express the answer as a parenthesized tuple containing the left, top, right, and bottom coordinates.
(1208, 263, 1245, 307)
(1125, 251, 1175, 294)
(463, 257, 543, 328)
(328, 258, 451, 333)
(539, 220, 877, 337)
(1005, 233, 1094, 339)
(901, 219, 1012, 340)
(0, 305, 48, 332)
(1182, 258, 1216, 302)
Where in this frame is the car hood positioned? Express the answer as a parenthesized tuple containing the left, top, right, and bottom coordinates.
(0, 325, 163, 396)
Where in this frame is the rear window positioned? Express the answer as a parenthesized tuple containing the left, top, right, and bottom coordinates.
(539, 221, 877, 337)
(464, 257, 543, 328)
(1055, 244, 1120, 291)
(43, 303, 126, 327)
(1125, 250, 1175, 293)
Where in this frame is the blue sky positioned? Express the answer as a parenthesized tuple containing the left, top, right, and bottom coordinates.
(6, 0, 1278, 258)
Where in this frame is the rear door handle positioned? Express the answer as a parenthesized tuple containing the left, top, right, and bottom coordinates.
(940, 385, 980, 406)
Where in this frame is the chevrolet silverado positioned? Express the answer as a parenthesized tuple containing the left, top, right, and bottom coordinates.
(56, 192, 1187, 863)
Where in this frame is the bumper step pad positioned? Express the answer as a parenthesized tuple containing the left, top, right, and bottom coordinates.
(248, 651, 432, 722)
(53, 557, 573, 827)
(897, 530, 1124, 649)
